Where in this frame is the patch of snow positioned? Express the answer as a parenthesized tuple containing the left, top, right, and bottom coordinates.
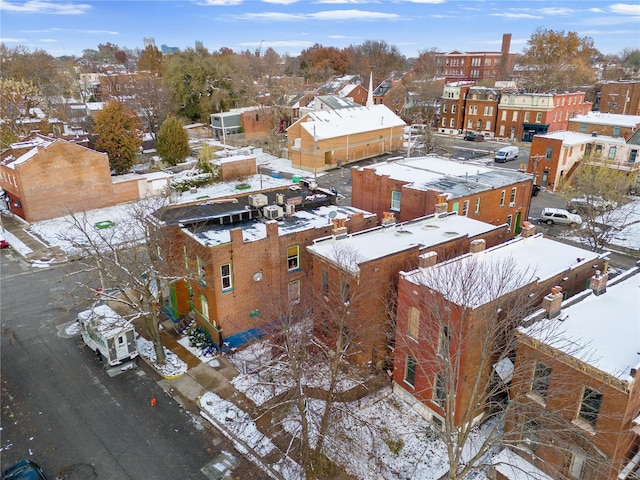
(137, 337, 187, 378)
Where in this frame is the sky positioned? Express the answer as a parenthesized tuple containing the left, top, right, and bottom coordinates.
(0, 0, 638, 60)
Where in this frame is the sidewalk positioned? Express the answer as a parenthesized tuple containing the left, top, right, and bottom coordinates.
(1, 211, 68, 264)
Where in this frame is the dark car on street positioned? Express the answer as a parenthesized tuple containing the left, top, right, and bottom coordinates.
(2, 460, 48, 480)
(463, 132, 484, 142)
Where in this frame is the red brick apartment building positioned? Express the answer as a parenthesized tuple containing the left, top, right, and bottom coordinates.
(439, 82, 475, 134)
(154, 184, 377, 348)
(436, 33, 516, 83)
(568, 112, 640, 141)
(598, 80, 640, 115)
(351, 156, 535, 239)
(461, 86, 500, 137)
(494, 266, 640, 480)
(496, 91, 590, 141)
(307, 207, 508, 367)
(392, 226, 610, 428)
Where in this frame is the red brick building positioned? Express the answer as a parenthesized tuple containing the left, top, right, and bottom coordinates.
(155, 185, 377, 348)
(307, 208, 508, 367)
(568, 112, 640, 141)
(435, 33, 516, 83)
(351, 156, 535, 239)
(439, 82, 475, 134)
(392, 228, 610, 427)
(462, 86, 500, 137)
(496, 267, 640, 480)
(598, 80, 640, 116)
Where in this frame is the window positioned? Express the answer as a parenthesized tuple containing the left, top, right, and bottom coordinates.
(437, 325, 450, 357)
(442, 117, 446, 127)
(568, 452, 587, 480)
(578, 386, 603, 427)
(485, 120, 491, 130)
(512, 111, 518, 121)
(613, 126, 621, 137)
(287, 245, 300, 271)
(475, 197, 481, 214)
(183, 245, 189, 271)
(288, 280, 300, 304)
(546, 146, 553, 160)
(553, 111, 557, 122)
(197, 256, 206, 284)
(501, 111, 507, 121)
(451, 105, 456, 114)
(391, 190, 401, 211)
(407, 307, 420, 340)
(321, 269, 329, 297)
(506, 214, 513, 232)
(580, 123, 587, 133)
(450, 118, 455, 128)
(341, 281, 351, 304)
(524, 112, 530, 123)
(629, 150, 638, 164)
(483, 106, 493, 115)
(523, 419, 540, 452)
(462, 200, 469, 216)
(608, 146, 617, 160)
(434, 373, 446, 406)
(467, 119, 473, 129)
(531, 362, 552, 401)
(500, 190, 506, 207)
(499, 125, 505, 136)
(200, 295, 209, 320)
(220, 263, 233, 291)
(536, 112, 543, 123)
(510, 187, 516, 205)
(405, 355, 417, 387)
(442, 104, 447, 113)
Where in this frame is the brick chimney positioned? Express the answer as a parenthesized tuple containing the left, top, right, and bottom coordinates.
(542, 286, 563, 319)
(590, 270, 609, 296)
(419, 251, 438, 268)
(470, 239, 486, 253)
(381, 211, 396, 226)
(435, 193, 449, 216)
(332, 218, 347, 237)
(520, 221, 536, 238)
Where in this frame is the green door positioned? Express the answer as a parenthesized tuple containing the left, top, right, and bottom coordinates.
(514, 211, 522, 234)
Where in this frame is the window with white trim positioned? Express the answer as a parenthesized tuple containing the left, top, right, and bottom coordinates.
(197, 256, 206, 283)
(500, 190, 506, 207)
(220, 263, 233, 291)
(391, 190, 401, 211)
(475, 197, 480, 214)
(200, 295, 209, 320)
(578, 386, 603, 428)
(287, 245, 300, 271)
(510, 187, 517, 205)
(405, 355, 417, 387)
(433, 373, 446, 406)
(462, 200, 469, 216)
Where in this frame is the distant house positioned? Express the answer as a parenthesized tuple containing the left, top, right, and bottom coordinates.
(210, 106, 273, 142)
(184, 123, 211, 140)
(393, 226, 609, 428)
(154, 184, 377, 348)
(0, 134, 170, 222)
(495, 266, 640, 480)
(307, 205, 508, 367)
(286, 104, 406, 173)
(351, 156, 535, 239)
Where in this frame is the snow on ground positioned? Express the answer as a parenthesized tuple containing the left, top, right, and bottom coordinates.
(136, 337, 187, 378)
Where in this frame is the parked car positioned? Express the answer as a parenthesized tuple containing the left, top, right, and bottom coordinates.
(531, 185, 541, 197)
(541, 208, 582, 227)
(463, 132, 484, 142)
(2, 459, 48, 480)
(566, 196, 616, 214)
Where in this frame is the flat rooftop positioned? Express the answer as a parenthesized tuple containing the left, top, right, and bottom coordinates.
(537, 130, 626, 146)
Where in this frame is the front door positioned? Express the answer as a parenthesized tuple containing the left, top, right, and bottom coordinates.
(514, 211, 522, 234)
(115, 333, 129, 359)
(541, 170, 549, 187)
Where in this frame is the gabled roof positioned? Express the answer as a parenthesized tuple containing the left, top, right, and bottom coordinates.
(292, 104, 406, 140)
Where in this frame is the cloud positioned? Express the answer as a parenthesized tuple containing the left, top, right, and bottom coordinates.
(400, 0, 446, 3)
(328, 34, 360, 39)
(0, 0, 91, 14)
(589, 8, 605, 13)
(262, 0, 300, 4)
(240, 12, 305, 21)
(317, 0, 376, 3)
(40, 38, 56, 42)
(538, 7, 573, 15)
(22, 27, 118, 35)
(194, 0, 243, 5)
(309, 9, 400, 20)
(0, 37, 27, 43)
(490, 13, 542, 19)
(610, 3, 640, 15)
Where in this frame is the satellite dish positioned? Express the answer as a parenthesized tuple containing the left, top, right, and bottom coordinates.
(328, 211, 337, 219)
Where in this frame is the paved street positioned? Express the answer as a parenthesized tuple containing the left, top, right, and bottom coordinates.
(0, 251, 264, 480)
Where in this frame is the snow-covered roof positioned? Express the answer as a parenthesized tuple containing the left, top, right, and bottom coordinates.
(337, 84, 359, 97)
(359, 156, 532, 198)
(216, 154, 255, 165)
(86, 102, 105, 111)
(308, 212, 502, 274)
(188, 204, 372, 247)
(536, 130, 627, 146)
(296, 104, 406, 140)
(77, 304, 132, 339)
(569, 111, 640, 127)
(520, 269, 640, 380)
(492, 448, 554, 480)
(403, 233, 605, 307)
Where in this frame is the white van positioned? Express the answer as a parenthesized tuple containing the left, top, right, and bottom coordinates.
(78, 304, 138, 366)
(494, 146, 519, 163)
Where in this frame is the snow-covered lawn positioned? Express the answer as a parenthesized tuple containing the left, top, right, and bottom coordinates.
(136, 337, 187, 378)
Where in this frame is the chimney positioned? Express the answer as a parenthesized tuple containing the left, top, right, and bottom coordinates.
(520, 221, 536, 238)
(590, 270, 608, 296)
(470, 239, 486, 253)
(419, 251, 438, 268)
(501, 33, 512, 57)
(381, 211, 396, 226)
(332, 218, 347, 237)
(435, 193, 449, 216)
(542, 286, 563, 319)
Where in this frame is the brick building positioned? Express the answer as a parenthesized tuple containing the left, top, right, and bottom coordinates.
(392, 228, 610, 428)
(568, 112, 640, 141)
(527, 131, 635, 191)
(351, 156, 535, 239)
(307, 208, 508, 367)
(439, 82, 475, 134)
(494, 266, 640, 480)
(598, 80, 640, 115)
(286, 104, 406, 174)
(154, 184, 377, 348)
(461, 86, 500, 137)
(496, 92, 590, 141)
(0, 134, 171, 222)
(435, 33, 516, 83)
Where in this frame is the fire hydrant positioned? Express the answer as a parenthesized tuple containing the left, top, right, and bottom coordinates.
(150, 396, 157, 407)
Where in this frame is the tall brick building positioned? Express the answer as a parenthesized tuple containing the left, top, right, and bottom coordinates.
(351, 156, 535, 239)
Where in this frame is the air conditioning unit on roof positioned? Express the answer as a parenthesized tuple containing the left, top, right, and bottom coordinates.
(263, 205, 284, 219)
(248, 194, 268, 208)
